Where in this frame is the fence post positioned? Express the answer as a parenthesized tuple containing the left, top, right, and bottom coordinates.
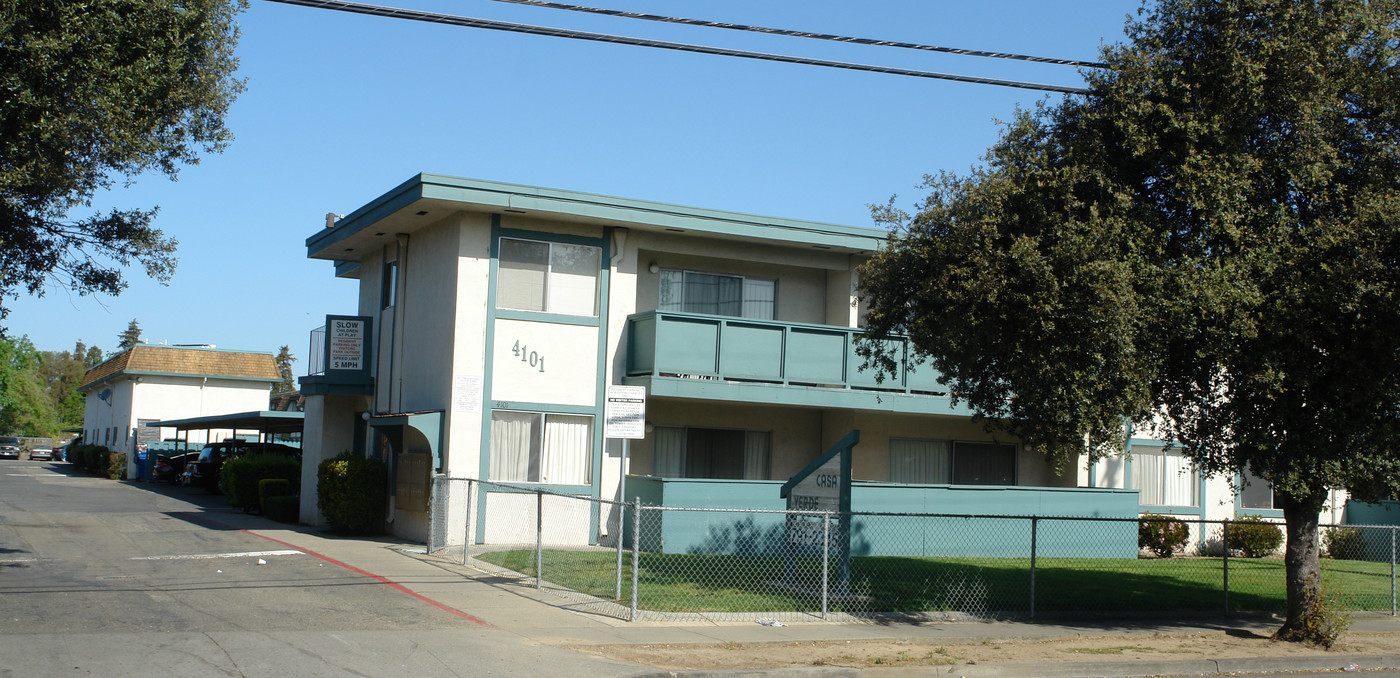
(536, 489, 544, 590)
(615, 502, 625, 600)
(630, 500, 641, 621)
(1391, 526, 1396, 617)
(822, 512, 831, 621)
(1029, 517, 1038, 619)
(463, 479, 473, 565)
(428, 474, 439, 553)
(1222, 520, 1231, 615)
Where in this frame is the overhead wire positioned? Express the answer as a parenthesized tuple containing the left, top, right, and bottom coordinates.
(262, 0, 1092, 94)
(481, 0, 1108, 69)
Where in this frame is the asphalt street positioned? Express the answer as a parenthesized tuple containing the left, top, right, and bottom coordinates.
(0, 459, 642, 677)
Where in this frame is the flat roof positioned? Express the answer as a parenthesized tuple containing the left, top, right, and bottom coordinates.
(147, 410, 304, 435)
(307, 173, 889, 264)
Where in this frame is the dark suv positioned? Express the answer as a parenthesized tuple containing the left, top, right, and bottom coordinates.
(181, 441, 300, 492)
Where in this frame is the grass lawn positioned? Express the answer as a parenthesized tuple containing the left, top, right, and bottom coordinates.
(476, 548, 1397, 614)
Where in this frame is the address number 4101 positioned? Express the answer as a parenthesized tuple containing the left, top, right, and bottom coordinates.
(511, 340, 546, 372)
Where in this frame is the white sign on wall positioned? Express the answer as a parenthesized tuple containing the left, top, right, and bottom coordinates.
(604, 385, 646, 439)
(453, 375, 484, 414)
(329, 318, 366, 371)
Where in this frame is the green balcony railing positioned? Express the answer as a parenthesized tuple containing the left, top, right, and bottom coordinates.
(625, 311, 944, 394)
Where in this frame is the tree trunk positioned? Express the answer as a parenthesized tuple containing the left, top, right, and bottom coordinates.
(1276, 490, 1326, 641)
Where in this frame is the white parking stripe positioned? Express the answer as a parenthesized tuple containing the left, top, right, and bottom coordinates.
(131, 549, 303, 561)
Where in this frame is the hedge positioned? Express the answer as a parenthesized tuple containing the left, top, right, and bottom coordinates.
(318, 451, 387, 533)
(222, 454, 301, 511)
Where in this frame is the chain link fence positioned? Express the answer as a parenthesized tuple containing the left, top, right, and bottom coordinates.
(429, 476, 1400, 622)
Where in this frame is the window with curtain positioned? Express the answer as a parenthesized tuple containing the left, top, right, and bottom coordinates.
(650, 426, 770, 479)
(888, 439, 1015, 485)
(889, 438, 951, 483)
(1240, 465, 1282, 510)
(489, 410, 593, 485)
(497, 237, 600, 316)
(657, 269, 776, 319)
(1131, 446, 1199, 507)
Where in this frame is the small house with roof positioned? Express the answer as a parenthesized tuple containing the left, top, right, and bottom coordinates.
(78, 345, 281, 468)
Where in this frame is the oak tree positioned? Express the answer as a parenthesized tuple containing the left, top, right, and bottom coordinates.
(0, 0, 246, 329)
(859, 0, 1400, 643)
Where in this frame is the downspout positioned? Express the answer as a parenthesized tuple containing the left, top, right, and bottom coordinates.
(395, 233, 409, 414)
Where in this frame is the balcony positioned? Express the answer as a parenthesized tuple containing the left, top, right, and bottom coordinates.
(624, 311, 966, 414)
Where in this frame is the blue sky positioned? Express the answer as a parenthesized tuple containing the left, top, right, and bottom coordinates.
(9, 0, 1141, 365)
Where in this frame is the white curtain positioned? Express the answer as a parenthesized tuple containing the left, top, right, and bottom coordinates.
(490, 411, 537, 482)
(742, 278, 776, 320)
(743, 431, 771, 480)
(548, 244, 599, 316)
(889, 439, 951, 484)
(653, 426, 685, 477)
(541, 414, 592, 485)
(497, 238, 548, 311)
(1162, 449, 1197, 506)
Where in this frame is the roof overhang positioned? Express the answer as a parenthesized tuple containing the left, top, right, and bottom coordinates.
(145, 410, 305, 435)
(307, 173, 889, 266)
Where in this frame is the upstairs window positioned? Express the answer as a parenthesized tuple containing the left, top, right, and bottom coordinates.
(497, 237, 600, 316)
(658, 269, 775, 320)
(1131, 446, 1199, 507)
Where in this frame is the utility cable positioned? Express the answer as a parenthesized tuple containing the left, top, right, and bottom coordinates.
(482, 0, 1108, 69)
(263, 0, 1091, 94)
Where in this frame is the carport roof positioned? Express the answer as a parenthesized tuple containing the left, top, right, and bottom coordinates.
(147, 410, 304, 435)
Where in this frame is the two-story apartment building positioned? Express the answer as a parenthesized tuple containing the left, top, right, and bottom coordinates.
(298, 174, 1154, 546)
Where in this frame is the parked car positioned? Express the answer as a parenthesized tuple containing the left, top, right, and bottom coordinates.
(181, 441, 300, 492)
(0, 437, 21, 460)
(28, 446, 54, 461)
(152, 451, 198, 484)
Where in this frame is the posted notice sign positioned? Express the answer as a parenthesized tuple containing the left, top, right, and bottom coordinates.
(329, 317, 367, 371)
(604, 385, 646, 439)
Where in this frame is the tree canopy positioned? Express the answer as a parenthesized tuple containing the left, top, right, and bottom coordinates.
(0, 337, 90, 437)
(859, 0, 1400, 643)
(0, 0, 247, 329)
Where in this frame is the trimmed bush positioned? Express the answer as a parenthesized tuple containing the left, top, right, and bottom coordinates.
(1227, 516, 1284, 558)
(263, 495, 300, 524)
(1138, 513, 1191, 558)
(1323, 526, 1366, 560)
(222, 454, 301, 511)
(318, 451, 388, 533)
(107, 451, 126, 480)
(259, 478, 294, 510)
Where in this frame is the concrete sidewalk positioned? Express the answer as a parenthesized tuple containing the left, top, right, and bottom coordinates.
(218, 512, 1400, 677)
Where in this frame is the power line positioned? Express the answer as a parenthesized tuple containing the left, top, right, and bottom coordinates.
(262, 0, 1091, 94)
(483, 0, 1108, 69)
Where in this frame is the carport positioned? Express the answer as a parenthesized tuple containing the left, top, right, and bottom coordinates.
(142, 410, 305, 478)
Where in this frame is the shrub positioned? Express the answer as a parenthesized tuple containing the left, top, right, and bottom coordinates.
(1323, 527, 1366, 560)
(1138, 513, 1191, 558)
(259, 478, 294, 510)
(1227, 516, 1284, 558)
(318, 451, 388, 533)
(107, 451, 126, 480)
(67, 443, 89, 470)
(222, 454, 301, 511)
(263, 495, 300, 524)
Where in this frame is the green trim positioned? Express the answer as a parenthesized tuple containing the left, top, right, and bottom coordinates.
(494, 309, 599, 327)
(629, 375, 971, 415)
(307, 175, 424, 253)
(478, 218, 610, 543)
(309, 173, 887, 262)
